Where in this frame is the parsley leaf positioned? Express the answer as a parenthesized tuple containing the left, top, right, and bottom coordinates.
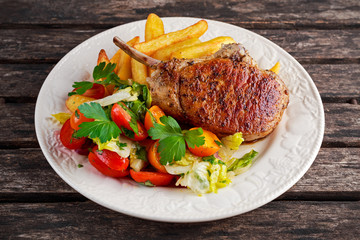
(158, 136, 186, 165)
(148, 116, 205, 165)
(78, 102, 108, 121)
(183, 128, 204, 148)
(93, 62, 116, 80)
(149, 116, 183, 140)
(69, 62, 123, 97)
(96, 72, 120, 85)
(68, 81, 94, 96)
(74, 102, 121, 143)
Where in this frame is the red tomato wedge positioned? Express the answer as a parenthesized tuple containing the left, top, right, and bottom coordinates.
(60, 119, 87, 150)
(88, 146, 129, 178)
(70, 108, 94, 131)
(144, 105, 165, 131)
(73, 83, 105, 99)
(148, 141, 167, 173)
(130, 170, 174, 186)
(111, 102, 148, 141)
(187, 128, 221, 157)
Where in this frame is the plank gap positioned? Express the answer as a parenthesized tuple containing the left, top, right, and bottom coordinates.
(1, 23, 360, 30)
(0, 141, 40, 149)
(321, 97, 360, 104)
(298, 58, 360, 65)
(4, 96, 37, 103)
(277, 192, 360, 201)
(0, 193, 88, 203)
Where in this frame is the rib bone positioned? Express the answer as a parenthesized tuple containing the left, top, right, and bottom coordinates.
(113, 36, 161, 68)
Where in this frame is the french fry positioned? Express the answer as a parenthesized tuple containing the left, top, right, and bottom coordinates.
(170, 36, 235, 59)
(110, 49, 122, 73)
(131, 53, 148, 85)
(134, 20, 208, 55)
(97, 49, 110, 65)
(96, 49, 115, 95)
(145, 13, 165, 76)
(145, 13, 164, 42)
(269, 61, 280, 74)
(152, 38, 201, 61)
(117, 36, 140, 80)
(65, 95, 95, 113)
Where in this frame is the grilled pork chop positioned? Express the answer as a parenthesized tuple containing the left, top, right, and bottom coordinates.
(113, 37, 289, 141)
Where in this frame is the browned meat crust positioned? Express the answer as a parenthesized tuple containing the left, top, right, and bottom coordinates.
(148, 44, 289, 141)
(179, 59, 289, 140)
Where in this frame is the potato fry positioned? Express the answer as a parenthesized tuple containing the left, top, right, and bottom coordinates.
(170, 36, 235, 59)
(134, 20, 208, 55)
(97, 49, 115, 93)
(131, 55, 148, 85)
(110, 49, 122, 73)
(97, 49, 110, 65)
(145, 13, 165, 77)
(269, 61, 280, 74)
(145, 13, 164, 42)
(65, 95, 95, 113)
(117, 36, 140, 80)
(152, 38, 201, 61)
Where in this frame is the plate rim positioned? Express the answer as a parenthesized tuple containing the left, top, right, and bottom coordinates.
(35, 17, 325, 222)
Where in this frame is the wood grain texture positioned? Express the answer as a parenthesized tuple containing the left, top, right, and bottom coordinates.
(1, 103, 359, 146)
(1, 0, 359, 29)
(304, 64, 360, 102)
(1, 0, 359, 238)
(1, 201, 359, 239)
(1, 148, 359, 200)
(1, 64, 359, 102)
(1, 29, 359, 63)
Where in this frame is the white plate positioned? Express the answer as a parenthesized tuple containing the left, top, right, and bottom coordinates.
(35, 17, 324, 222)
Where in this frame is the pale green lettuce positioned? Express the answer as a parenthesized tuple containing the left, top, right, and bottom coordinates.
(92, 135, 133, 158)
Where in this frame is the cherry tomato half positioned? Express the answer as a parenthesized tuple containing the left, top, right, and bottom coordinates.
(70, 108, 94, 131)
(60, 119, 87, 150)
(73, 83, 105, 99)
(148, 141, 167, 173)
(88, 145, 129, 178)
(130, 169, 174, 186)
(111, 102, 148, 141)
(187, 128, 221, 157)
(144, 105, 165, 131)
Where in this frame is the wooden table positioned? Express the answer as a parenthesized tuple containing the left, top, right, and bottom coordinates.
(1, 0, 359, 239)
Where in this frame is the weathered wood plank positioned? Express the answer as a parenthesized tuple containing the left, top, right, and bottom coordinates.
(323, 103, 360, 147)
(0, 103, 36, 146)
(1, 147, 359, 200)
(1, 0, 360, 29)
(1, 64, 359, 102)
(304, 64, 360, 102)
(0, 29, 359, 63)
(0, 64, 53, 100)
(0, 29, 101, 63)
(1, 103, 358, 146)
(1, 201, 359, 239)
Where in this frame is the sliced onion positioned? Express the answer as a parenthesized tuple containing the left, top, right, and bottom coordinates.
(91, 87, 138, 107)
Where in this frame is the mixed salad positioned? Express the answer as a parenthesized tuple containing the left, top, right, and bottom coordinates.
(53, 60, 257, 195)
